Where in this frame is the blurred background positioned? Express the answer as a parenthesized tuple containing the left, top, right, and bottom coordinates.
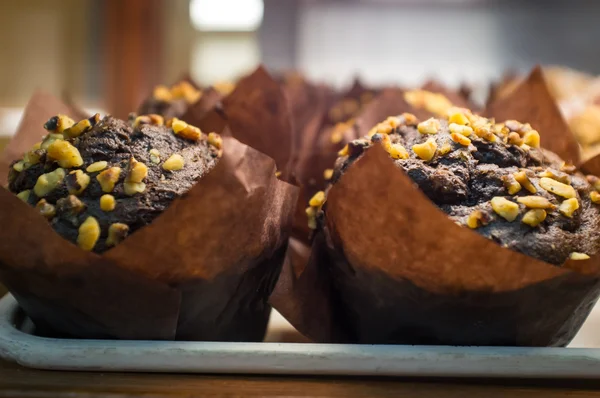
(2, 0, 600, 134)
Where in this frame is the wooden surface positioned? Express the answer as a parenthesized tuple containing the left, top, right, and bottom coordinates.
(2, 359, 600, 397)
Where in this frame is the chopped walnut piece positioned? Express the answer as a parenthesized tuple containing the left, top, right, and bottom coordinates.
(466, 210, 491, 229)
(507, 132, 523, 146)
(77, 216, 100, 251)
(522, 209, 546, 227)
(43, 115, 75, 134)
(514, 171, 537, 194)
(12, 161, 24, 172)
(162, 154, 185, 171)
(449, 123, 473, 137)
(207, 132, 223, 149)
(16, 190, 30, 202)
(126, 157, 148, 183)
(86, 161, 108, 173)
(323, 169, 334, 180)
(171, 118, 203, 141)
(522, 130, 540, 148)
(40, 133, 65, 150)
(438, 142, 453, 155)
(56, 195, 86, 224)
(149, 149, 161, 164)
(560, 162, 577, 174)
(387, 143, 410, 159)
(559, 198, 579, 218)
(412, 138, 437, 161)
(306, 206, 317, 230)
(400, 113, 418, 126)
(539, 177, 576, 199)
(65, 170, 91, 195)
(450, 132, 471, 146)
(417, 118, 441, 135)
(516, 195, 555, 209)
(34, 168, 66, 197)
(338, 144, 349, 157)
(107, 223, 130, 247)
(472, 119, 497, 142)
(590, 191, 600, 204)
(47, 140, 84, 168)
(124, 182, 146, 196)
(100, 194, 116, 212)
(539, 168, 571, 185)
(502, 174, 522, 195)
(96, 167, 122, 193)
(309, 191, 326, 207)
(569, 252, 590, 260)
(63, 114, 100, 138)
(447, 108, 470, 126)
(491, 197, 520, 221)
(586, 175, 600, 191)
(36, 199, 56, 219)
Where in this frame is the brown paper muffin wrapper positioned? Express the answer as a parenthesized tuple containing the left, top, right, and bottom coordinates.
(0, 94, 298, 341)
(271, 67, 600, 346)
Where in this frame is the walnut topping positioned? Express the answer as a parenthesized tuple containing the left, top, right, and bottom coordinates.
(126, 157, 148, 183)
(471, 119, 497, 142)
(171, 81, 202, 103)
(208, 132, 223, 149)
(493, 123, 510, 138)
(399, 113, 418, 126)
(522, 209, 547, 227)
(56, 195, 85, 222)
(47, 140, 84, 168)
(100, 194, 116, 212)
(162, 154, 185, 171)
(387, 143, 410, 160)
(63, 114, 100, 138)
(590, 191, 600, 204)
(417, 118, 441, 135)
(124, 182, 146, 196)
(12, 161, 24, 172)
(153, 85, 173, 102)
(323, 169, 334, 180)
(34, 168, 66, 197)
(16, 190, 30, 202)
(412, 138, 437, 161)
(133, 114, 164, 128)
(40, 133, 65, 150)
(309, 191, 326, 207)
(507, 132, 523, 146)
(502, 174, 522, 195)
(86, 161, 108, 173)
(338, 144, 349, 157)
(539, 168, 571, 185)
(559, 198, 579, 218)
(96, 167, 122, 193)
(149, 149, 161, 164)
(450, 132, 471, 146)
(522, 130, 540, 148)
(44, 115, 75, 134)
(449, 123, 473, 137)
(107, 223, 129, 247)
(560, 162, 577, 174)
(65, 170, 90, 195)
(514, 171, 537, 194)
(23, 147, 44, 168)
(504, 120, 523, 132)
(438, 142, 452, 155)
(404, 90, 453, 116)
(77, 216, 100, 251)
(447, 108, 470, 126)
(491, 197, 519, 221)
(171, 118, 202, 141)
(539, 177, 576, 199)
(569, 252, 590, 260)
(587, 175, 600, 191)
(516, 195, 555, 209)
(306, 206, 318, 230)
(367, 116, 400, 137)
(35, 199, 56, 219)
(466, 210, 491, 229)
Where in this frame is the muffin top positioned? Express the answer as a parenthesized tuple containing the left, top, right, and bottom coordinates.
(138, 81, 203, 119)
(8, 113, 222, 253)
(308, 108, 600, 265)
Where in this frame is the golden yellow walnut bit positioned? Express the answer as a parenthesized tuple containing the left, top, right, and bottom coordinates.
(106, 223, 129, 247)
(162, 154, 185, 171)
(65, 170, 90, 195)
(338, 144, 349, 157)
(43, 115, 75, 134)
(86, 161, 108, 173)
(493, 123, 510, 138)
(96, 167, 121, 193)
(171, 118, 202, 141)
(306, 206, 318, 230)
(522, 209, 547, 227)
(208, 132, 223, 149)
(133, 114, 165, 128)
(559, 198, 579, 218)
(491, 197, 520, 221)
(522, 130, 540, 148)
(472, 120, 497, 142)
(466, 210, 490, 229)
(36, 199, 56, 219)
(586, 175, 600, 191)
(412, 138, 438, 161)
(450, 132, 471, 146)
(23, 148, 43, 167)
(516, 195, 555, 209)
(275, 171, 282, 178)
(507, 132, 523, 146)
(124, 182, 146, 196)
(153, 85, 173, 102)
(16, 190, 30, 202)
(570, 252, 590, 260)
(100, 194, 116, 212)
(417, 118, 441, 135)
(47, 140, 83, 168)
(63, 114, 100, 139)
(387, 143, 410, 160)
(539, 177, 576, 199)
(149, 149, 161, 164)
(77, 216, 100, 251)
(12, 161, 24, 172)
(40, 133, 65, 150)
(447, 108, 470, 126)
(501, 174, 522, 195)
(34, 168, 66, 197)
(171, 81, 202, 103)
(449, 123, 473, 137)
(514, 171, 537, 194)
(323, 169, 334, 180)
(438, 142, 452, 155)
(400, 113, 419, 126)
(504, 120, 523, 132)
(590, 191, 600, 204)
(309, 191, 326, 207)
(56, 195, 86, 218)
(539, 168, 571, 185)
(126, 157, 148, 183)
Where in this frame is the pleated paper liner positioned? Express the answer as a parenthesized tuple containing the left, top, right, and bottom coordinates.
(0, 92, 298, 341)
(271, 66, 600, 346)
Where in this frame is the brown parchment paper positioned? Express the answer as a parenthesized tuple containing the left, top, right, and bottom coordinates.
(0, 96, 298, 341)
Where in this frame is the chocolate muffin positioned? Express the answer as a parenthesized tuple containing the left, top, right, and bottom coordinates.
(308, 108, 600, 265)
(138, 81, 202, 119)
(8, 113, 222, 253)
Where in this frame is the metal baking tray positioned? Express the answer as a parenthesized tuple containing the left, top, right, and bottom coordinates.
(1, 293, 600, 378)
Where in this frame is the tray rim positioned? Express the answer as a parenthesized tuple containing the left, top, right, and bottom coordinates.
(1, 294, 600, 378)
